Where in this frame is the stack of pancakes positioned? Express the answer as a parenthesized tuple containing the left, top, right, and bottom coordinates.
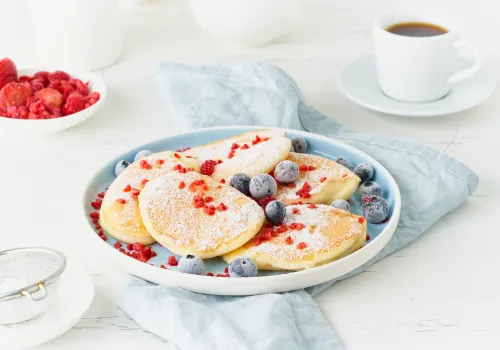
(100, 130, 366, 270)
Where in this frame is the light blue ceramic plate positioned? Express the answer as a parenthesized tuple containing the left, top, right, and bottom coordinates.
(82, 126, 401, 295)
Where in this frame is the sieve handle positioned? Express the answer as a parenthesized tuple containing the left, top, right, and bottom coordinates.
(22, 283, 47, 302)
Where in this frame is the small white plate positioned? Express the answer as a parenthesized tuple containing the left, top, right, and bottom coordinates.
(0, 266, 94, 350)
(338, 54, 496, 117)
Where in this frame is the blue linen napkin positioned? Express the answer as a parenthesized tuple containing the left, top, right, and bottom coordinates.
(116, 62, 478, 350)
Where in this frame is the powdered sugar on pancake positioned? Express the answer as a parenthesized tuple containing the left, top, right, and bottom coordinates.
(140, 172, 264, 252)
(101, 152, 196, 232)
(244, 204, 365, 262)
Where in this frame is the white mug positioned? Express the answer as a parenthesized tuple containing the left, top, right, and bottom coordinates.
(374, 13, 481, 103)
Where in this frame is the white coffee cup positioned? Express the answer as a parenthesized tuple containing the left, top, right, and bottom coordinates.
(374, 13, 481, 103)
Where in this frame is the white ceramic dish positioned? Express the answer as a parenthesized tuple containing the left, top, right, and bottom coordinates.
(0, 66, 107, 134)
(82, 126, 401, 296)
(0, 265, 94, 350)
(189, 0, 302, 48)
(338, 54, 496, 117)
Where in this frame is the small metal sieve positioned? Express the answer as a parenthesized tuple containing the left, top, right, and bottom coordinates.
(0, 247, 66, 324)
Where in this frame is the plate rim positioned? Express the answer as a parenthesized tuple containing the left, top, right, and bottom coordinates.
(81, 125, 401, 295)
(338, 54, 496, 117)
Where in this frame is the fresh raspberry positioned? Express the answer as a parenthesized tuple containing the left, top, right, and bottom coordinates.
(0, 58, 17, 90)
(57, 80, 75, 98)
(0, 82, 32, 108)
(167, 256, 178, 266)
(33, 71, 49, 82)
(18, 76, 32, 82)
(62, 92, 85, 116)
(73, 79, 89, 96)
(35, 88, 63, 107)
(48, 70, 70, 82)
(30, 79, 46, 92)
(200, 160, 217, 176)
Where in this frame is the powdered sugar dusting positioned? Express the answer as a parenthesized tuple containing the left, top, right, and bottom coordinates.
(275, 153, 354, 200)
(245, 204, 365, 262)
(101, 153, 196, 232)
(140, 172, 265, 253)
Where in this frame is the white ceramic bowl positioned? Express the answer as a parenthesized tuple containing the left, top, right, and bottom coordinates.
(189, 0, 302, 48)
(0, 66, 107, 134)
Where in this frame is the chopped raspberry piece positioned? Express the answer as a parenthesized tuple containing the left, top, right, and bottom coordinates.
(255, 196, 276, 210)
(173, 164, 182, 171)
(100, 235, 107, 241)
(186, 156, 193, 158)
(156, 159, 165, 165)
(217, 159, 223, 164)
(228, 150, 235, 159)
(254, 238, 263, 246)
(366, 234, 371, 241)
(299, 164, 308, 171)
(342, 173, 348, 178)
(204, 205, 216, 216)
(292, 208, 300, 215)
(307, 204, 317, 209)
(290, 223, 306, 230)
(174, 153, 181, 159)
(193, 196, 205, 208)
(358, 217, 365, 224)
(133, 243, 145, 251)
(126, 244, 134, 251)
(151, 251, 157, 257)
(140, 160, 152, 170)
(296, 242, 307, 249)
(160, 264, 167, 269)
(98, 229, 104, 236)
(116, 198, 126, 204)
(178, 181, 186, 189)
(277, 224, 288, 233)
(220, 179, 226, 184)
(97, 192, 105, 198)
(201, 185, 208, 191)
(205, 196, 214, 203)
(285, 236, 293, 245)
(265, 223, 274, 229)
(119, 248, 126, 253)
(114, 241, 122, 249)
(271, 230, 278, 237)
(206, 272, 214, 276)
(231, 143, 240, 150)
(95, 225, 101, 230)
(92, 218, 99, 225)
(296, 182, 311, 198)
(123, 184, 131, 192)
(241, 144, 249, 150)
(89, 212, 99, 219)
(200, 160, 217, 176)
(196, 191, 206, 198)
(91, 201, 101, 210)
(224, 266, 229, 273)
(308, 166, 316, 171)
(141, 179, 149, 186)
(319, 177, 327, 183)
(217, 203, 228, 211)
(251, 135, 261, 145)
(288, 183, 296, 188)
(262, 137, 269, 141)
(167, 256, 178, 266)
(217, 185, 223, 189)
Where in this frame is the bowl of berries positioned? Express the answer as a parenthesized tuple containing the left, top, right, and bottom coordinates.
(0, 58, 106, 134)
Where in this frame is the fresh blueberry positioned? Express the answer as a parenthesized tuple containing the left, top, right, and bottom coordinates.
(354, 163, 374, 183)
(362, 196, 389, 224)
(291, 136, 307, 153)
(134, 150, 153, 162)
(230, 173, 251, 195)
(178, 254, 204, 275)
(358, 181, 383, 200)
(331, 199, 350, 211)
(274, 160, 299, 184)
(336, 157, 351, 169)
(114, 160, 130, 177)
(249, 174, 277, 199)
(229, 257, 258, 278)
(265, 200, 286, 225)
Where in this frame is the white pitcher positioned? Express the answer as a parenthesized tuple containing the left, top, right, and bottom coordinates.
(30, 0, 122, 70)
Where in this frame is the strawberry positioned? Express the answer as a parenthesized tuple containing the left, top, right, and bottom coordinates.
(0, 58, 18, 90)
(35, 88, 63, 107)
(0, 82, 32, 108)
(48, 70, 70, 82)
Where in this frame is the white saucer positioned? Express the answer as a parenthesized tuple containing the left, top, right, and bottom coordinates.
(338, 54, 496, 117)
(0, 266, 95, 350)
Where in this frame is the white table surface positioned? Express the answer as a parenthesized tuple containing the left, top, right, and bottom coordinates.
(1, 0, 499, 349)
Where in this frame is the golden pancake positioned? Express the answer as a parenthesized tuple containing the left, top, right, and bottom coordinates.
(139, 172, 265, 259)
(99, 152, 198, 244)
(223, 204, 367, 270)
(274, 153, 360, 205)
(183, 129, 291, 182)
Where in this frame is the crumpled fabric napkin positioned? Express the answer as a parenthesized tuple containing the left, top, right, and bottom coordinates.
(116, 62, 478, 350)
